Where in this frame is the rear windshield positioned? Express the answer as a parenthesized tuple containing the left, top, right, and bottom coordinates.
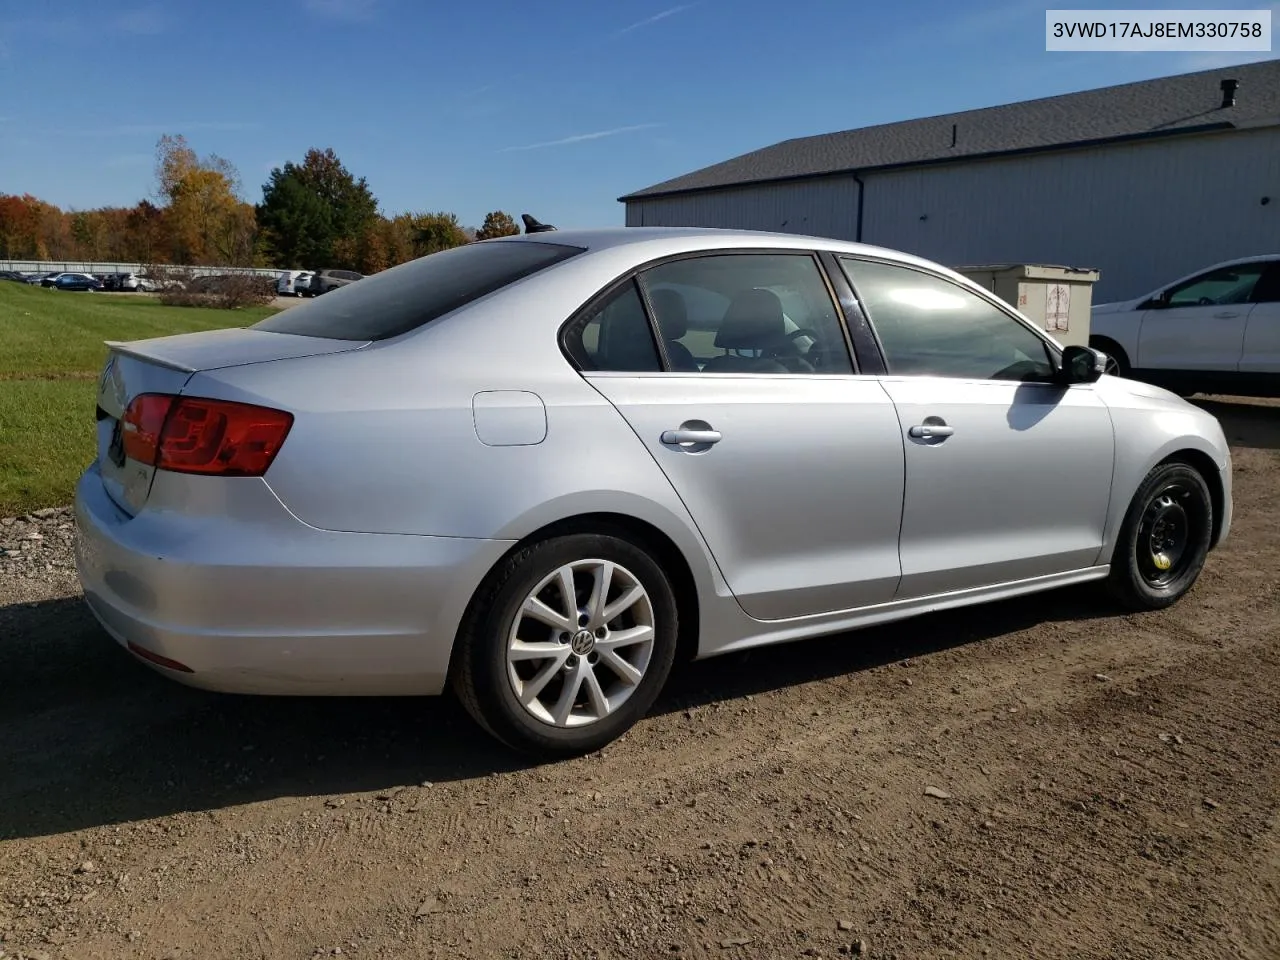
(253, 239, 585, 341)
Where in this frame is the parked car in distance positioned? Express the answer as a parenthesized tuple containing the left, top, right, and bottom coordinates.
(276, 270, 311, 296)
(304, 268, 363, 296)
(118, 272, 158, 292)
(75, 227, 1233, 758)
(1090, 254, 1280, 398)
(0, 270, 27, 282)
(52, 273, 103, 292)
(39, 272, 75, 287)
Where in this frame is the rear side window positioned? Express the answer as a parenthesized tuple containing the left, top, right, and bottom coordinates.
(253, 240, 584, 341)
(563, 280, 662, 372)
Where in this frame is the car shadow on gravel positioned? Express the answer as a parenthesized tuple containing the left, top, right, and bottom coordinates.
(0, 583, 1120, 841)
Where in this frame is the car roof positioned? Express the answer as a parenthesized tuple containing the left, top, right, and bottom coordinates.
(488, 226, 958, 279)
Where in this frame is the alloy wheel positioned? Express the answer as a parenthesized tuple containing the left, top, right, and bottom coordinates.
(506, 559, 655, 728)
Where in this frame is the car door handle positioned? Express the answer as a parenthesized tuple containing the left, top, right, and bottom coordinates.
(908, 424, 954, 439)
(1213, 311, 1241, 319)
(661, 428, 722, 446)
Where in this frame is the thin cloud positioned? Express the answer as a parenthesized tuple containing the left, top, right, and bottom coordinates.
(498, 123, 662, 152)
(304, 0, 377, 21)
(117, 5, 168, 35)
(611, 3, 696, 38)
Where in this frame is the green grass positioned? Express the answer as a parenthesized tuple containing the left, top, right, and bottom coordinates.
(0, 283, 278, 515)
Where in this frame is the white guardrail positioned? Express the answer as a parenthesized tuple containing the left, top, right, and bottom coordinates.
(0, 261, 286, 278)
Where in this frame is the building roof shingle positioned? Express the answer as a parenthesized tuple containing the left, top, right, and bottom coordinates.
(619, 60, 1280, 202)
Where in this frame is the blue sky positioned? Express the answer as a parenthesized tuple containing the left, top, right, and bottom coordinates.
(0, 0, 1274, 228)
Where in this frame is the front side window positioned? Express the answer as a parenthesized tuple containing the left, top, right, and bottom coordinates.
(638, 253, 854, 375)
(562, 280, 662, 373)
(841, 258, 1055, 382)
(1164, 262, 1267, 308)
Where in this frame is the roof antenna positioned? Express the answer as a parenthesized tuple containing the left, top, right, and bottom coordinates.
(522, 213, 557, 233)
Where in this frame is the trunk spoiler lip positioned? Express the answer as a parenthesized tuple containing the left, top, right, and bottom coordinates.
(101, 331, 375, 376)
(103, 341, 197, 373)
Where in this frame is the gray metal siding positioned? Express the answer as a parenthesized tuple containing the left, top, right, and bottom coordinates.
(625, 127, 1280, 302)
(624, 178, 862, 240)
(861, 128, 1280, 301)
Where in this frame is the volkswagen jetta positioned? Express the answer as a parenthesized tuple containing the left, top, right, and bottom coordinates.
(75, 227, 1233, 756)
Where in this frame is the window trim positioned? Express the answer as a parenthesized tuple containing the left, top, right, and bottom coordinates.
(835, 253, 1067, 385)
(557, 247, 863, 377)
(818, 250, 886, 375)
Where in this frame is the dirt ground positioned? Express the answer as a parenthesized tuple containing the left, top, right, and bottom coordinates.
(1, 396, 1277, 960)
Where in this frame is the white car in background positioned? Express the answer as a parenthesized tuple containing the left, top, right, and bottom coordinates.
(277, 270, 311, 296)
(120, 273, 158, 293)
(1090, 255, 1280, 397)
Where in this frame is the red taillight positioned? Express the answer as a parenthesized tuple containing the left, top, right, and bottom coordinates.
(120, 394, 293, 477)
(121, 394, 174, 465)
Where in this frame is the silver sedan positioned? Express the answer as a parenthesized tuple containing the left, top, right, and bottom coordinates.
(75, 227, 1233, 756)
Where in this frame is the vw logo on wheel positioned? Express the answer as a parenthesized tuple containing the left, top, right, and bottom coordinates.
(569, 629, 595, 656)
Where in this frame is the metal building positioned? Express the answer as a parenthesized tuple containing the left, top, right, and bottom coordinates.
(619, 61, 1280, 302)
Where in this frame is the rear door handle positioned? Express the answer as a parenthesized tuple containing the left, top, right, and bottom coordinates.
(661, 428, 722, 445)
(1213, 311, 1241, 319)
(908, 424, 954, 439)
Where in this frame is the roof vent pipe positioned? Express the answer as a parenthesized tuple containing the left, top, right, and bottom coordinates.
(1220, 78, 1239, 108)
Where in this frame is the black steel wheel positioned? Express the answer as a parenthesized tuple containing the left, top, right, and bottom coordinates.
(1107, 462, 1213, 610)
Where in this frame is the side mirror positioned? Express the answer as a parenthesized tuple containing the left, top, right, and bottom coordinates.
(1058, 344, 1103, 384)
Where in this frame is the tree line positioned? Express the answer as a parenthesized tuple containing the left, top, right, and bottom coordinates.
(0, 136, 521, 272)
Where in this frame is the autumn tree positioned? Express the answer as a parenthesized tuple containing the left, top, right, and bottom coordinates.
(256, 147, 378, 270)
(0, 194, 43, 259)
(123, 200, 168, 263)
(407, 211, 469, 256)
(153, 134, 257, 265)
(474, 210, 519, 240)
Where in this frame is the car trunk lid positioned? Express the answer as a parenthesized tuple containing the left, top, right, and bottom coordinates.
(94, 327, 368, 515)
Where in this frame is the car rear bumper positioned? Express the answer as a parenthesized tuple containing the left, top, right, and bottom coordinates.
(73, 463, 513, 696)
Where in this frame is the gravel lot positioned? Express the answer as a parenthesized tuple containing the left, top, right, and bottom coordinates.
(1, 396, 1277, 960)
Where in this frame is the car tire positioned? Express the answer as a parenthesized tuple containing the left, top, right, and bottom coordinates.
(1089, 337, 1130, 377)
(452, 533, 679, 757)
(1106, 461, 1213, 611)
